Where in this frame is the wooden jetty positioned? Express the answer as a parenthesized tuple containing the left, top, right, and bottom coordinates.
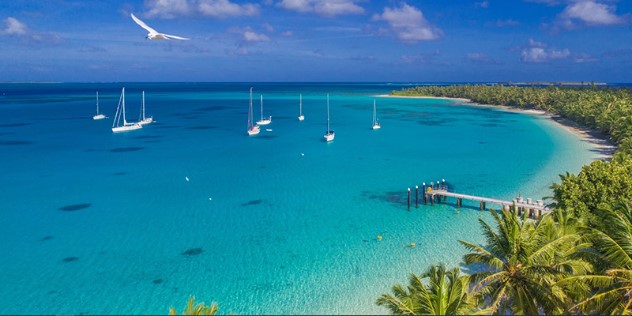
(408, 180, 550, 218)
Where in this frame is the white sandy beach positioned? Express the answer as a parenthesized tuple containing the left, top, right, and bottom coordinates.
(378, 94, 617, 160)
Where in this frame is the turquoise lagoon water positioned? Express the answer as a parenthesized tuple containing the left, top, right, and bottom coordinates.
(0, 83, 599, 314)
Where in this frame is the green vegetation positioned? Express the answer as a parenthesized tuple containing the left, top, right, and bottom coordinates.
(377, 84, 632, 315)
(376, 264, 481, 315)
(169, 296, 219, 315)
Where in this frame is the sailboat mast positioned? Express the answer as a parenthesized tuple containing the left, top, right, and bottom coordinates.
(142, 91, 145, 120)
(373, 99, 376, 124)
(300, 94, 302, 115)
(96, 91, 99, 114)
(327, 94, 330, 133)
(248, 87, 253, 129)
(122, 88, 127, 125)
(260, 95, 264, 120)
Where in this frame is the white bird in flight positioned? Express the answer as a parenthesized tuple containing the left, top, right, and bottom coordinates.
(130, 13, 189, 41)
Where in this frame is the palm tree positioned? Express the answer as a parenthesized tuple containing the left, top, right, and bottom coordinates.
(169, 296, 219, 315)
(376, 264, 479, 315)
(459, 209, 590, 314)
(561, 201, 632, 314)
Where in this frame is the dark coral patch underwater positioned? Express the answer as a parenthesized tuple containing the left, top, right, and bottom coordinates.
(58, 203, 91, 211)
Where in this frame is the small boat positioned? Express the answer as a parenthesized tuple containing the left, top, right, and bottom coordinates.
(112, 87, 142, 133)
(247, 87, 260, 136)
(92, 91, 106, 120)
(256, 95, 272, 125)
(298, 94, 304, 121)
(372, 99, 381, 130)
(324, 94, 335, 142)
(138, 91, 153, 125)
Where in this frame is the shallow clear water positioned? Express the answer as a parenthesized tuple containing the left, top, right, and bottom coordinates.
(0, 83, 598, 314)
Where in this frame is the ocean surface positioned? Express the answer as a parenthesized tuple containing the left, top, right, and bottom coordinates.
(0, 82, 600, 314)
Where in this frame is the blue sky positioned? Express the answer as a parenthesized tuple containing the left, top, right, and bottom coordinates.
(1, 0, 631, 82)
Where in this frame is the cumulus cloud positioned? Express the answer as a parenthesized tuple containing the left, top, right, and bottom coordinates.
(559, 0, 625, 26)
(372, 3, 442, 43)
(277, 0, 364, 17)
(145, 0, 260, 18)
(3, 17, 27, 35)
(2, 17, 62, 45)
(520, 39, 570, 63)
(243, 30, 270, 42)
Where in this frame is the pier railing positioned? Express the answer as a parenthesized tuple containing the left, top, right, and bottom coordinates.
(406, 180, 550, 219)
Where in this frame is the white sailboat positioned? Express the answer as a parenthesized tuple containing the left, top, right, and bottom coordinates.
(372, 99, 381, 130)
(112, 87, 142, 133)
(138, 91, 153, 125)
(247, 87, 260, 136)
(298, 93, 304, 121)
(92, 91, 106, 120)
(256, 95, 272, 125)
(324, 94, 335, 142)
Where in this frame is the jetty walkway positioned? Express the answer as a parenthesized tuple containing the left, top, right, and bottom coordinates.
(406, 180, 551, 218)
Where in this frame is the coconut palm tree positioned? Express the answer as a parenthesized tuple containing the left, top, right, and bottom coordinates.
(459, 209, 590, 314)
(562, 201, 632, 314)
(169, 296, 219, 315)
(376, 264, 480, 315)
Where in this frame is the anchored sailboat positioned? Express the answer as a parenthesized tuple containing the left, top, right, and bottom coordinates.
(247, 87, 260, 136)
(256, 95, 272, 125)
(92, 91, 106, 120)
(324, 94, 335, 142)
(112, 87, 142, 133)
(298, 93, 304, 121)
(372, 99, 381, 130)
(138, 91, 153, 125)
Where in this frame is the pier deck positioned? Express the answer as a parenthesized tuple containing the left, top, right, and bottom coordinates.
(427, 189, 550, 213)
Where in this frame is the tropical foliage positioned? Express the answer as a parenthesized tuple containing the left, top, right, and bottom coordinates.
(376, 84, 632, 315)
(169, 296, 220, 315)
(376, 264, 480, 315)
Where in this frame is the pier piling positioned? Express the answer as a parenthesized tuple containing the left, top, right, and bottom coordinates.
(407, 188, 411, 211)
(415, 186, 419, 208)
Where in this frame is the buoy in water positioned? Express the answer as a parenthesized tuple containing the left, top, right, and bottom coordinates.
(185, 176, 190, 182)
(410, 243, 416, 247)
(377, 235, 382, 240)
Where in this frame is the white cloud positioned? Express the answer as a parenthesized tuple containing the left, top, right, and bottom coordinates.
(277, 0, 364, 17)
(475, 1, 489, 8)
(495, 19, 520, 27)
(3, 17, 28, 35)
(520, 39, 570, 63)
(467, 52, 492, 63)
(559, 0, 625, 26)
(2, 17, 62, 45)
(372, 3, 442, 43)
(198, 0, 259, 18)
(145, 0, 192, 18)
(145, 0, 260, 18)
(243, 30, 270, 42)
(574, 52, 598, 63)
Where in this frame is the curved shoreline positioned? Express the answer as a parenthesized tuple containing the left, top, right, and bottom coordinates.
(378, 94, 617, 160)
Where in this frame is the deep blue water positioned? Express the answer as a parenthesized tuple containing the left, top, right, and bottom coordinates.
(0, 82, 599, 314)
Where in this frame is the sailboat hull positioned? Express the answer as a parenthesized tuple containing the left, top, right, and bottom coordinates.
(324, 131, 335, 142)
(298, 115, 304, 121)
(247, 126, 260, 136)
(112, 123, 142, 133)
(256, 117, 272, 125)
(139, 117, 153, 125)
(93, 114, 106, 120)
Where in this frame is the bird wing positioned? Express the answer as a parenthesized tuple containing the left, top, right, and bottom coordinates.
(130, 13, 158, 34)
(163, 34, 190, 40)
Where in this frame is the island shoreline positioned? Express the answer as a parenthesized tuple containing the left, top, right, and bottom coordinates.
(377, 94, 617, 160)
